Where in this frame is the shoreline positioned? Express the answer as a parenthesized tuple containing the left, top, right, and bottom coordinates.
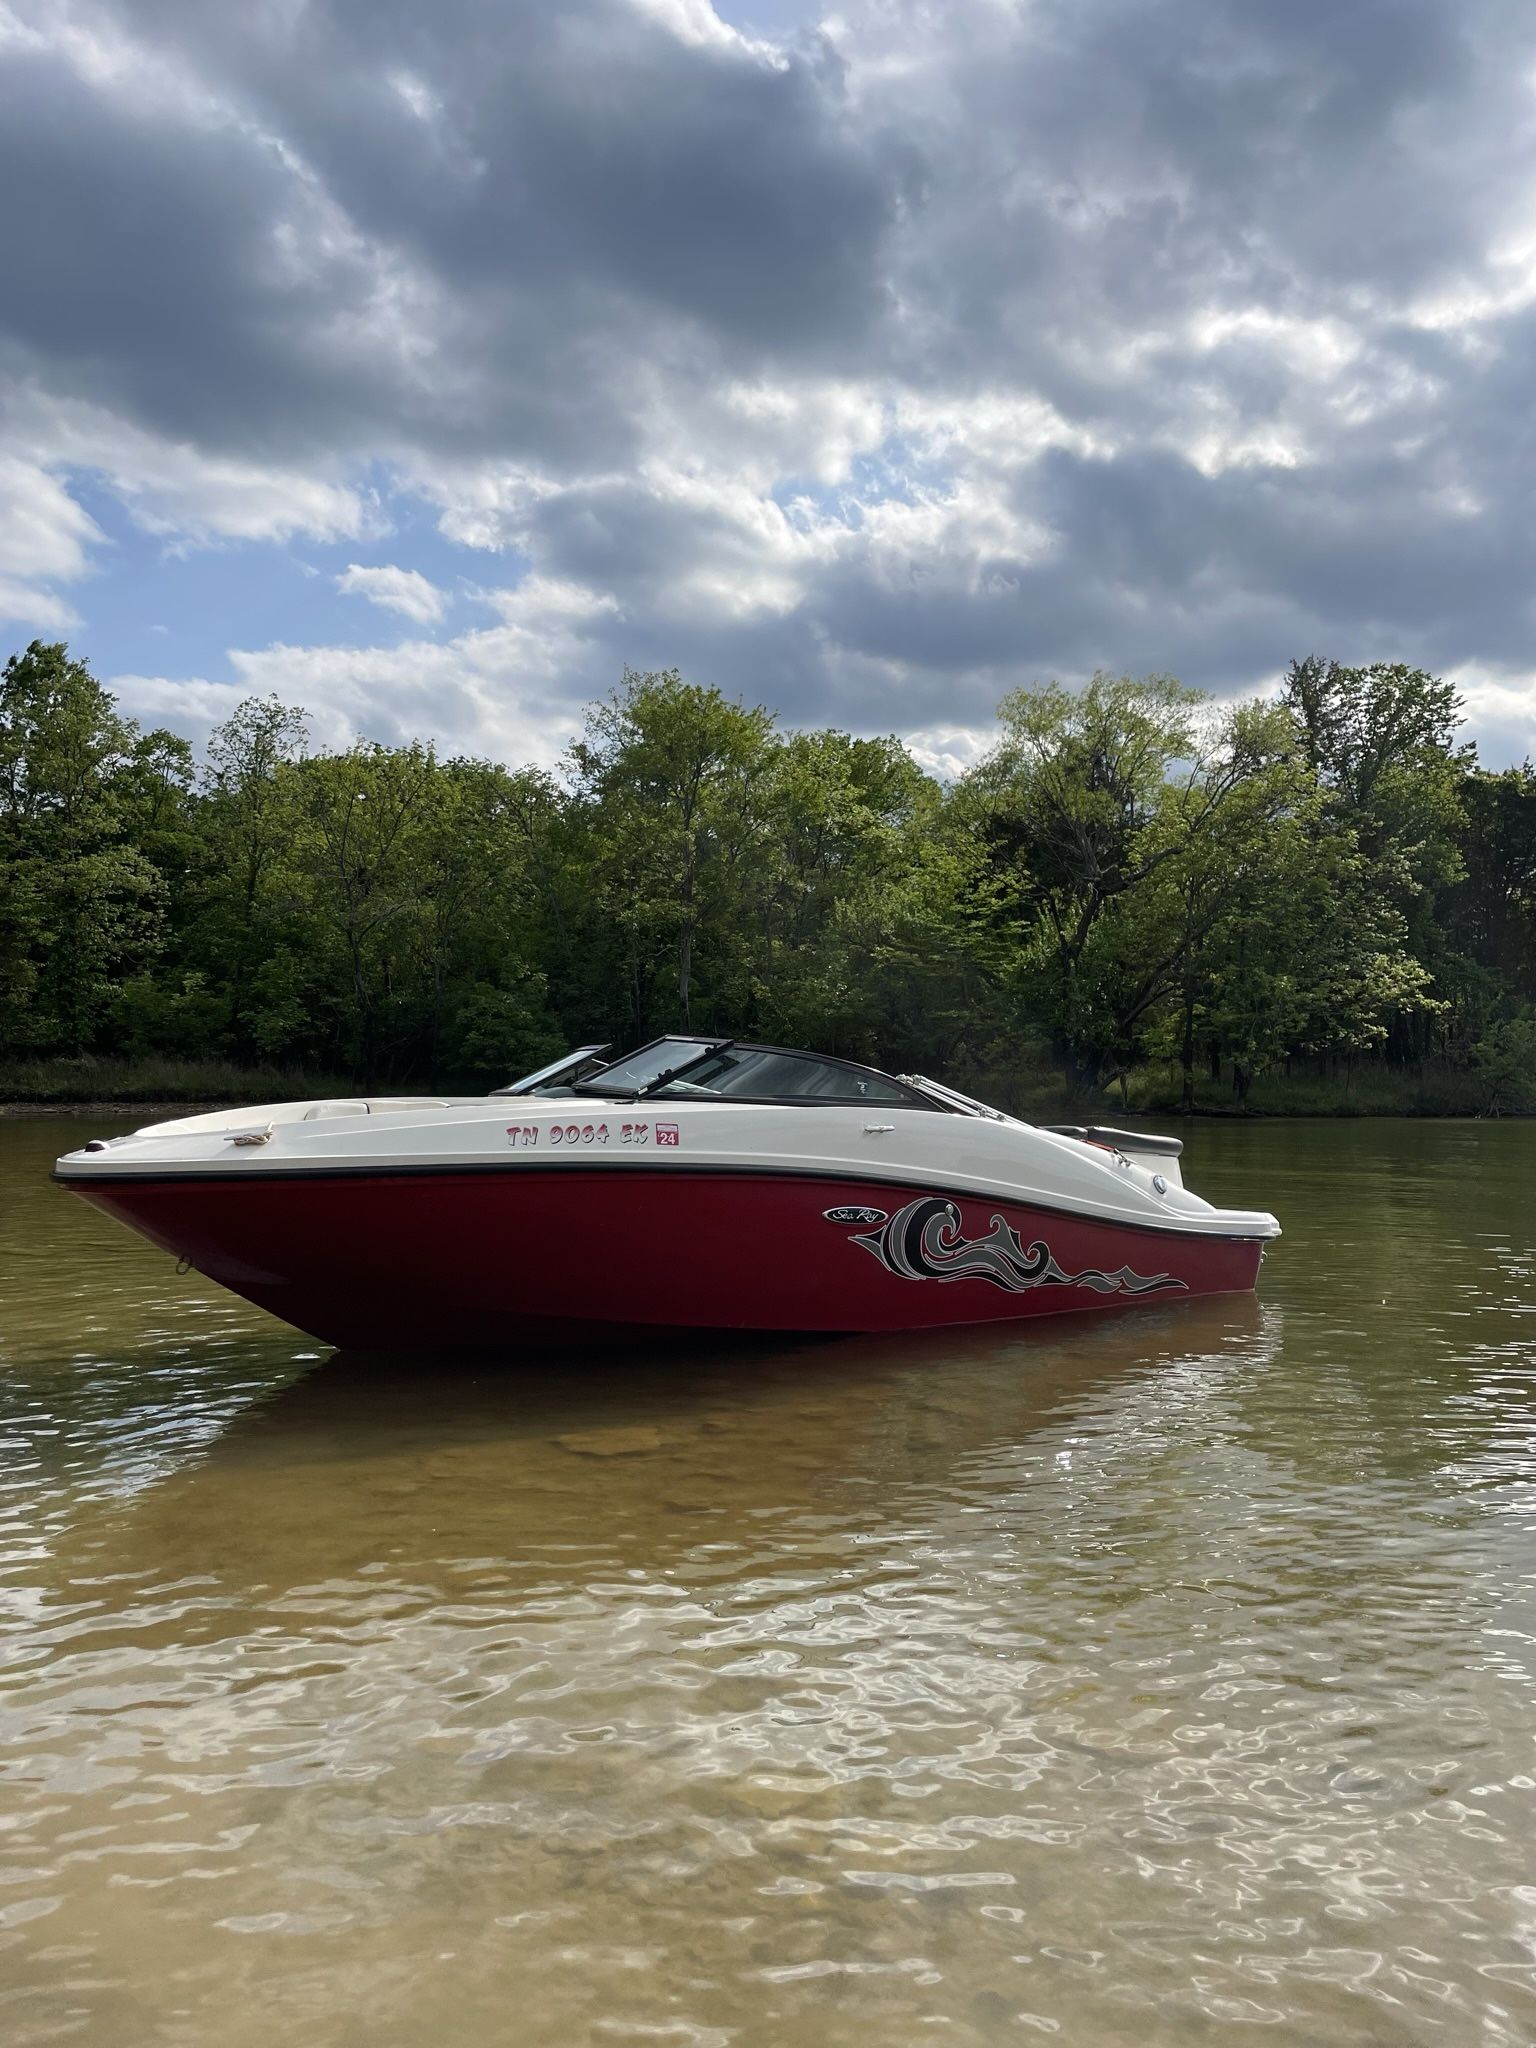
(1, 1101, 241, 1118)
(4, 1097, 1523, 1122)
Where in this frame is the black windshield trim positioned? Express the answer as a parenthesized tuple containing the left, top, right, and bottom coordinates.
(656, 1089, 946, 1111)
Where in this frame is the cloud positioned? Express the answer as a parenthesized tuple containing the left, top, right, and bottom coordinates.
(0, 384, 371, 594)
(1, 0, 1534, 763)
(0, 454, 100, 627)
(1447, 669, 1536, 770)
(336, 563, 448, 625)
(0, 580, 83, 632)
(112, 576, 621, 766)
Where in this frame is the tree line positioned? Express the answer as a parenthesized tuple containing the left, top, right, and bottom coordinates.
(2, 639, 1534, 1110)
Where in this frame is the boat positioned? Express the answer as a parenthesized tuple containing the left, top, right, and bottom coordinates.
(53, 1037, 1280, 1348)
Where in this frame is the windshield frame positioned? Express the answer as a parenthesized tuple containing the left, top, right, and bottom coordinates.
(894, 1073, 1020, 1123)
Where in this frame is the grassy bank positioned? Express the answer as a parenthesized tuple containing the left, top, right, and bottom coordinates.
(1127, 1061, 1502, 1118)
(0, 1056, 352, 1111)
(963, 1051, 1509, 1119)
(965, 1051, 1518, 1118)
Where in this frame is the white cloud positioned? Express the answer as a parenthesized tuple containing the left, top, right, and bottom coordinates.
(901, 723, 994, 782)
(627, 0, 781, 57)
(0, 578, 83, 631)
(336, 562, 448, 625)
(112, 576, 622, 766)
(0, 454, 101, 627)
(1445, 669, 1536, 768)
(13, 392, 369, 547)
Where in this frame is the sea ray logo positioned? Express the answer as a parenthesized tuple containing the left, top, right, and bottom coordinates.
(823, 1205, 888, 1226)
(852, 1196, 1186, 1297)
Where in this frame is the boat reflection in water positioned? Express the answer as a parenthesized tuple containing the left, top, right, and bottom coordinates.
(105, 1294, 1276, 1594)
(54, 1037, 1280, 1349)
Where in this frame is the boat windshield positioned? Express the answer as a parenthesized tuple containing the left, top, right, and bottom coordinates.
(491, 1044, 612, 1096)
(571, 1038, 729, 1097)
(649, 1046, 919, 1104)
(570, 1038, 931, 1105)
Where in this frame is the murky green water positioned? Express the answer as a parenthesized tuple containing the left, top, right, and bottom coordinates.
(2, 1114, 1535, 2046)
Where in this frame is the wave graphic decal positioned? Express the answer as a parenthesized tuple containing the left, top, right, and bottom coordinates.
(851, 1196, 1187, 1297)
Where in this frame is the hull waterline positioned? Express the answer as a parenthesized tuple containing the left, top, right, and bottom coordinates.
(64, 1167, 1267, 1350)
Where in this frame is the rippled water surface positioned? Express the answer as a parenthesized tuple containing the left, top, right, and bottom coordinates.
(3, 1115, 1536, 2046)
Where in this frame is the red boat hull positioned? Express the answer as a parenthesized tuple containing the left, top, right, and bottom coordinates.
(67, 1167, 1266, 1348)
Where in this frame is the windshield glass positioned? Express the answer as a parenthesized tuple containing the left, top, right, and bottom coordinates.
(572, 1039, 726, 1096)
(491, 1045, 611, 1096)
(652, 1047, 916, 1103)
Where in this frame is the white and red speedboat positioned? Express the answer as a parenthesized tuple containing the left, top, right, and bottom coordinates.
(55, 1037, 1279, 1348)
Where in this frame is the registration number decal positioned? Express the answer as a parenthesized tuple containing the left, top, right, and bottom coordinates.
(505, 1121, 670, 1148)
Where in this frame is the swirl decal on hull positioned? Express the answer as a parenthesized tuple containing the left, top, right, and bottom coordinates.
(850, 1196, 1187, 1297)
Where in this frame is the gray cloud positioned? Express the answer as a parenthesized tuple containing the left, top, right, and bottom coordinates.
(0, 0, 892, 461)
(3, 0, 1535, 761)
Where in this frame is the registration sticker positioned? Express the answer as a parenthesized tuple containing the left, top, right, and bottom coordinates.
(655, 1123, 681, 1148)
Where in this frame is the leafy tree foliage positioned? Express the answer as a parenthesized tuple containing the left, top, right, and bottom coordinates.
(0, 642, 175, 1055)
(3, 639, 1533, 1105)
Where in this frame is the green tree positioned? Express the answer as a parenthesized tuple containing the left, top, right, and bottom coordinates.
(0, 642, 172, 1054)
(191, 695, 310, 1057)
(287, 743, 441, 1077)
(406, 758, 563, 1083)
(0, 638, 1527, 1113)
(0, 640, 136, 837)
(567, 670, 777, 1035)
(749, 730, 951, 1053)
(1446, 764, 1536, 1000)
(1281, 658, 1472, 1067)
(1472, 1014, 1536, 1115)
(963, 673, 1237, 1089)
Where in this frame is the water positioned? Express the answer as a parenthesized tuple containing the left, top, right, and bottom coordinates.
(2, 1114, 1535, 2047)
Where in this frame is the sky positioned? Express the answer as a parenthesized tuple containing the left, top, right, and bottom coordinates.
(3, 0, 1536, 778)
